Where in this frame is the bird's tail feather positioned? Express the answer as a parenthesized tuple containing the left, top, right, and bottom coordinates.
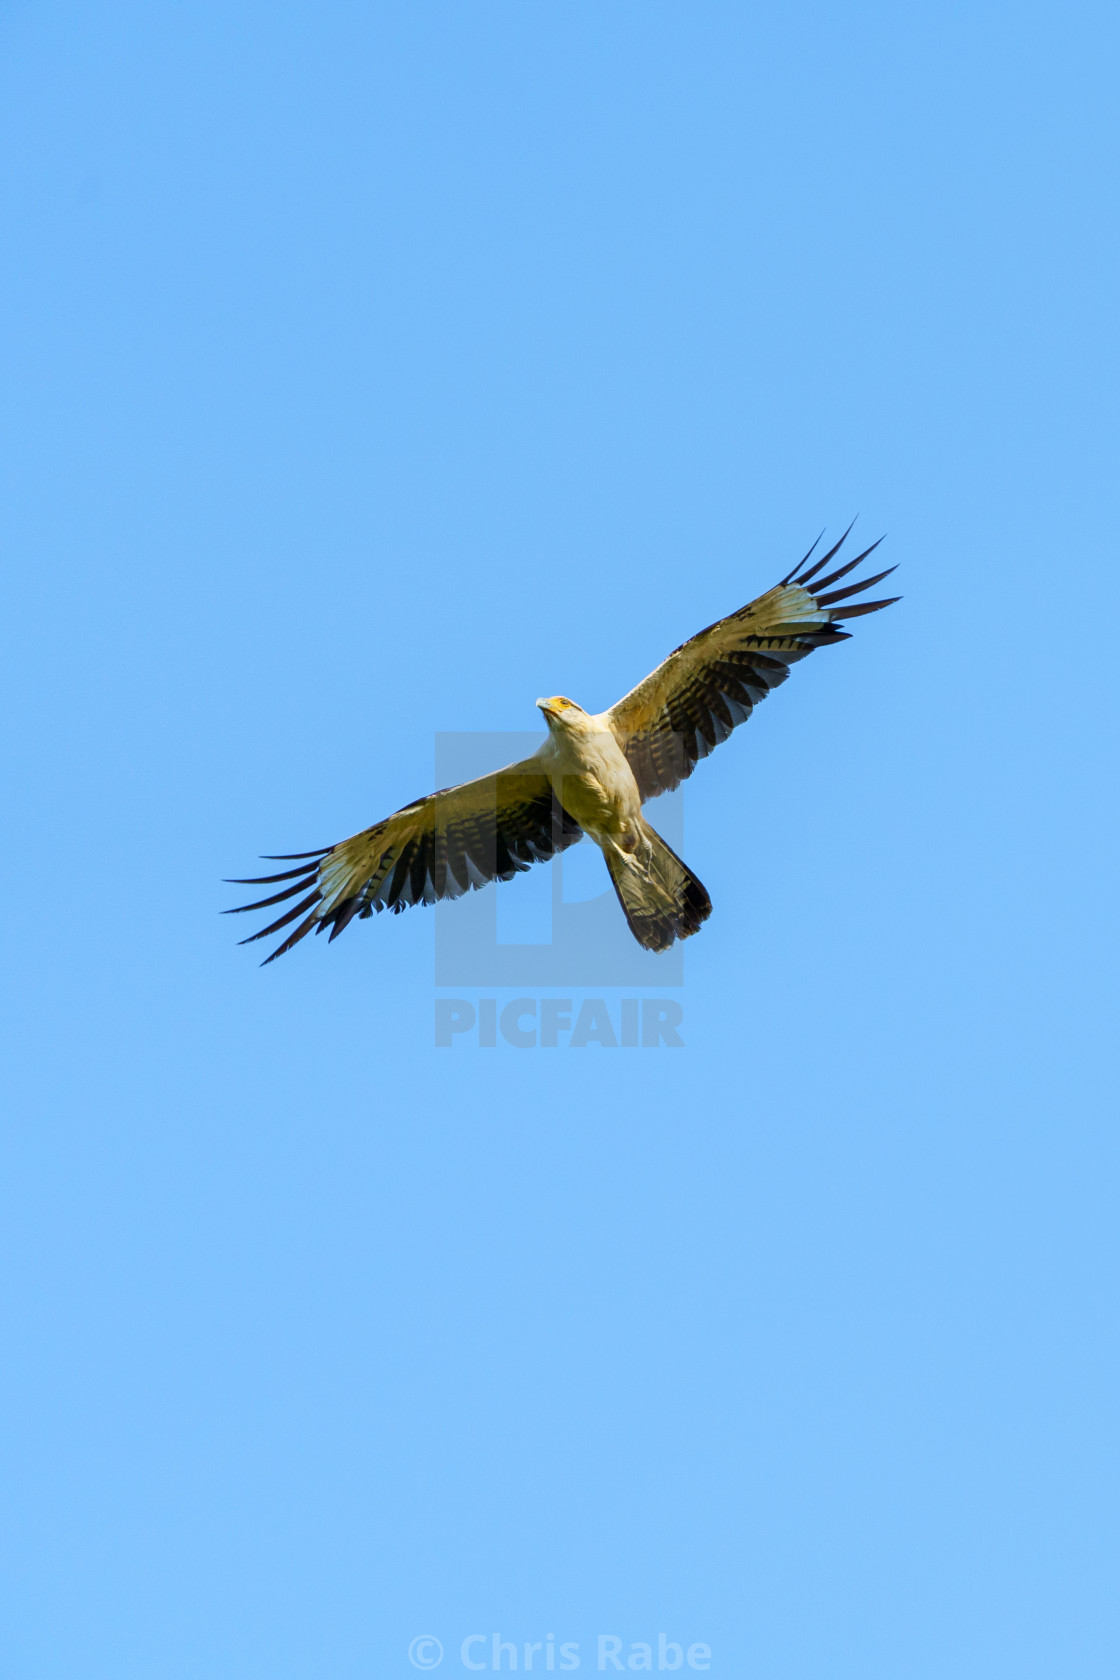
(605, 820, 711, 953)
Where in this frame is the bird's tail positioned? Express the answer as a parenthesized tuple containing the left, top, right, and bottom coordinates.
(605, 819, 712, 953)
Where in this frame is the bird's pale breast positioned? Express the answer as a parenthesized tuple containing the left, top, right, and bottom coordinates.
(541, 722, 641, 837)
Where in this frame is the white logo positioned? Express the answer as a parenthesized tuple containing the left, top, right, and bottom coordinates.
(408, 1634, 444, 1669)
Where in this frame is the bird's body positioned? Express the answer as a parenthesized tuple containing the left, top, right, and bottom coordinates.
(227, 526, 899, 963)
(535, 700, 642, 851)
(532, 696, 708, 950)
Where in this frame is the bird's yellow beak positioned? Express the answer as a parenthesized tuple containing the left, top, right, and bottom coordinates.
(536, 697, 558, 717)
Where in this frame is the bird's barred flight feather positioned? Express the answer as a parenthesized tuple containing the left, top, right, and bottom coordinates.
(226, 763, 583, 965)
(605, 524, 897, 800)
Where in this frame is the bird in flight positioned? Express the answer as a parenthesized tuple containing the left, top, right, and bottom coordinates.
(227, 526, 898, 963)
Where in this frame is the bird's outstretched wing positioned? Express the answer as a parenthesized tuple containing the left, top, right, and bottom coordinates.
(226, 759, 582, 964)
(605, 526, 899, 801)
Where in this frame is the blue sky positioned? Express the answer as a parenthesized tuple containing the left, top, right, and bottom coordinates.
(2, 2, 1117, 1676)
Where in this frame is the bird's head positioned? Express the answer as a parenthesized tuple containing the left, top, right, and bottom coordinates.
(536, 695, 589, 732)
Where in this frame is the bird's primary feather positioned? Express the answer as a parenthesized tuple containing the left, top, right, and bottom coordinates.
(226, 761, 582, 964)
(605, 531, 897, 799)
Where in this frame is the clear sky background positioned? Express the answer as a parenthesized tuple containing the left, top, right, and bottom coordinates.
(2, 3, 1117, 1677)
